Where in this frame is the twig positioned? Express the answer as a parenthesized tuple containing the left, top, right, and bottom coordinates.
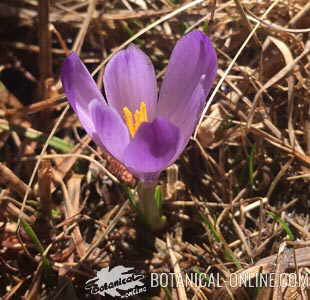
(38, 0, 52, 99)
(72, 0, 97, 54)
(233, 0, 261, 48)
(167, 235, 187, 300)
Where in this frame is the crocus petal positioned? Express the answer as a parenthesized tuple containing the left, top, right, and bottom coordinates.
(157, 30, 217, 124)
(61, 52, 106, 136)
(123, 117, 180, 180)
(104, 44, 157, 121)
(89, 99, 130, 160)
(170, 81, 206, 162)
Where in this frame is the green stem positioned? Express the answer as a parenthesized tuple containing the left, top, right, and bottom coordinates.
(137, 181, 166, 231)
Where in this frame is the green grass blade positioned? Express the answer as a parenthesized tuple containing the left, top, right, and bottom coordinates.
(247, 144, 256, 186)
(200, 213, 242, 269)
(200, 213, 221, 242)
(20, 218, 51, 269)
(0, 122, 74, 152)
(154, 185, 163, 212)
(266, 211, 295, 241)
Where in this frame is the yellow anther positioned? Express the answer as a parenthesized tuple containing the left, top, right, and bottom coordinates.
(122, 102, 148, 137)
(140, 102, 148, 122)
(134, 110, 141, 132)
(123, 106, 135, 137)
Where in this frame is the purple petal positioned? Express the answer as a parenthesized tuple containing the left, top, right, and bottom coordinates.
(123, 117, 180, 180)
(104, 44, 157, 121)
(157, 30, 217, 124)
(89, 99, 130, 160)
(61, 52, 106, 136)
(170, 81, 206, 161)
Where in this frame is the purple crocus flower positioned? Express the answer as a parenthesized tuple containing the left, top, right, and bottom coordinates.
(61, 30, 217, 181)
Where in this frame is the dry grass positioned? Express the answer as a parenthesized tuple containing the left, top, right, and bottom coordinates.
(0, 0, 310, 299)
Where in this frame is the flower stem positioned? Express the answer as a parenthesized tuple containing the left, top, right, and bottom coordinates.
(137, 181, 166, 231)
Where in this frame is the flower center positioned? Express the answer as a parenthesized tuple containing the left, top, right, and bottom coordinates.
(122, 102, 148, 137)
